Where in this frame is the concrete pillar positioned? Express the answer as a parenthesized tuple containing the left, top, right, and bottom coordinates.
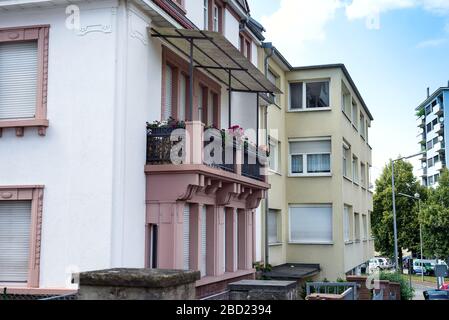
(238, 209, 253, 270)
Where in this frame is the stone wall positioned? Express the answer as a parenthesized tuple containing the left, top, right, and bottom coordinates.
(77, 269, 200, 300)
(228, 280, 297, 300)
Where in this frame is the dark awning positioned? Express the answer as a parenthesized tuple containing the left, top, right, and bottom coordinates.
(263, 264, 321, 280)
(151, 27, 282, 95)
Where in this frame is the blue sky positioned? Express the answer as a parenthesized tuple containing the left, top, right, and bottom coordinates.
(247, 0, 449, 180)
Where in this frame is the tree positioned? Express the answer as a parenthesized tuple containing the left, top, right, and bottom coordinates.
(373, 160, 426, 263)
(420, 168, 449, 260)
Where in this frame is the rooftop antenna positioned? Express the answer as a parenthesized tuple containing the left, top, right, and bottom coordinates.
(427, 87, 430, 98)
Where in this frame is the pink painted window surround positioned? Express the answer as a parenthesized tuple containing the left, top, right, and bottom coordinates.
(0, 186, 44, 288)
(0, 25, 50, 137)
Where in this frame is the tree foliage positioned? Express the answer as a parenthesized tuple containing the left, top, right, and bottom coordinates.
(373, 160, 426, 260)
(420, 168, 449, 259)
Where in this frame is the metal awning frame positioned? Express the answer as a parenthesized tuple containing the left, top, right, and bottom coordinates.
(151, 27, 276, 137)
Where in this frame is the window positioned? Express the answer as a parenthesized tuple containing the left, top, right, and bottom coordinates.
(362, 214, 368, 240)
(213, 5, 219, 32)
(343, 143, 351, 178)
(203, 0, 209, 30)
(289, 82, 303, 110)
(289, 139, 331, 175)
(352, 155, 359, 183)
(148, 224, 158, 269)
(289, 81, 330, 110)
(344, 205, 351, 242)
(269, 137, 280, 173)
(361, 162, 366, 187)
(428, 157, 434, 168)
(306, 82, 329, 108)
(164, 64, 174, 120)
(366, 120, 369, 142)
(368, 211, 372, 238)
(434, 174, 440, 183)
(267, 69, 280, 105)
(368, 165, 373, 190)
(268, 209, 280, 244)
(289, 204, 333, 244)
(0, 26, 49, 136)
(352, 101, 358, 127)
(360, 113, 366, 138)
(429, 175, 435, 186)
(427, 122, 432, 133)
(0, 186, 43, 287)
(354, 212, 360, 241)
(425, 105, 432, 115)
(239, 33, 252, 60)
(342, 83, 351, 116)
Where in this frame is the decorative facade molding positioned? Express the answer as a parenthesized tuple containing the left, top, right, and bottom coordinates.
(77, 8, 117, 36)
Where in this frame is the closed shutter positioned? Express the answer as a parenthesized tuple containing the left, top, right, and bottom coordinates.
(179, 74, 187, 121)
(183, 204, 190, 270)
(164, 64, 173, 120)
(0, 201, 32, 282)
(0, 41, 38, 120)
(200, 206, 207, 276)
(222, 209, 226, 274)
(289, 205, 333, 243)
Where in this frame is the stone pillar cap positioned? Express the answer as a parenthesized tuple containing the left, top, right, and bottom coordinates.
(78, 269, 201, 288)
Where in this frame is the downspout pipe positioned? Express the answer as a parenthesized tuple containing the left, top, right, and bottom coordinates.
(262, 42, 274, 268)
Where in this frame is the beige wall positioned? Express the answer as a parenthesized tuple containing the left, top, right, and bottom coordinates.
(261, 63, 374, 281)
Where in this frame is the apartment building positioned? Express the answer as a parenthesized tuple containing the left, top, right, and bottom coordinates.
(0, 0, 278, 298)
(416, 85, 449, 187)
(260, 53, 375, 280)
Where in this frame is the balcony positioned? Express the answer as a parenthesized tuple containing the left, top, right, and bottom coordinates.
(146, 122, 268, 182)
(434, 141, 446, 154)
(418, 167, 427, 177)
(435, 161, 444, 171)
(434, 122, 444, 135)
(417, 116, 425, 128)
(433, 104, 443, 116)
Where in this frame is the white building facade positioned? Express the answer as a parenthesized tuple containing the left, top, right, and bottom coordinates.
(0, 0, 271, 297)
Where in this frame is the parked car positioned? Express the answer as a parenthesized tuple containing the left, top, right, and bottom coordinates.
(368, 257, 391, 273)
(424, 290, 449, 300)
(412, 260, 434, 275)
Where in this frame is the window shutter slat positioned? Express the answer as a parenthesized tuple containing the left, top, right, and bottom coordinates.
(0, 41, 38, 120)
(0, 201, 32, 283)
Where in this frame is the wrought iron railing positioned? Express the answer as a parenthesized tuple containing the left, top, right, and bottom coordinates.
(242, 144, 266, 181)
(146, 126, 185, 164)
(203, 133, 236, 173)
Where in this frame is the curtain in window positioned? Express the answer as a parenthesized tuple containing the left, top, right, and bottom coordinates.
(289, 205, 332, 243)
(291, 155, 303, 173)
(307, 154, 330, 173)
(268, 210, 278, 244)
(306, 81, 329, 108)
(290, 82, 303, 109)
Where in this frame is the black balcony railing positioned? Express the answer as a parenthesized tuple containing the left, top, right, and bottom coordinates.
(242, 144, 266, 182)
(147, 125, 267, 182)
(146, 126, 184, 164)
(203, 133, 236, 173)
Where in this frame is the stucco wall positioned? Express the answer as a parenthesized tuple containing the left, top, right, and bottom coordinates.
(0, 1, 120, 288)
(0, 0, 164, 288)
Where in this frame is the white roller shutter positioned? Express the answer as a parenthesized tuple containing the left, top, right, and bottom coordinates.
(200, 206, 207, 277)
(164, 64, 173, 120)
(0, 41, 38, 120)
(222, 209, 226, 274)
(0, 201, 32, 283)
(183, 204, 190, 270)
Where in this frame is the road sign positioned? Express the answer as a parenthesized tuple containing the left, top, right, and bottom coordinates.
(435, 264, 448, 278)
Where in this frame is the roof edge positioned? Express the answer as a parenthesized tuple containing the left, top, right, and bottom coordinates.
(415, 87, 449, 111)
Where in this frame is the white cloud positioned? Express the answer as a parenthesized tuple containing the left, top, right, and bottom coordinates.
(345, 0, 449, 19)
(260, 0, 343, 55)
(345, 0, 415, 20)
(416, 37, 447, 47)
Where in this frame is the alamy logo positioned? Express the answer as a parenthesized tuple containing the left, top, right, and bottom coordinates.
(65, 5, 81, 31)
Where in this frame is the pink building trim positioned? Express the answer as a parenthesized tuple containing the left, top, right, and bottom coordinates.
(0, 185, 44, 289)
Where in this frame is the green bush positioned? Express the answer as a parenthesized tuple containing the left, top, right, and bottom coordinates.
(379, 272, 414, 300)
